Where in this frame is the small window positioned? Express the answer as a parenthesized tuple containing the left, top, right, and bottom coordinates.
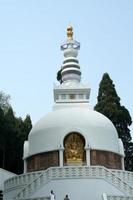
(79, 94, 83, 99)
(61, 94, 66, 99)
(86, 94, 89, 99)
(56, 95, 59, 100)
(69, 94, 75, 99)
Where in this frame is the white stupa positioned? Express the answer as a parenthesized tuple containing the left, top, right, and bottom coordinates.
(3, 26, 133, 200)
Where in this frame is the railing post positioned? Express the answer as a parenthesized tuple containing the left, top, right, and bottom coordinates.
(59, 146, 64, 167)
(121, 156, 125, 170)
(23, 159, 27, 173)
(85, 147, 90, 166)
(102, 193, 108, 200)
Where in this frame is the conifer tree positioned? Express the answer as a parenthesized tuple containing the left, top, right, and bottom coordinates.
(4, 107, 17, 172)
(0, 91, 10, 112)
(57, 69, 62, 84)
(0, 107, 5, 167)
(94, 73, 132, 170)
(15, 115, 32, 174)
(0, 91, 32, 174)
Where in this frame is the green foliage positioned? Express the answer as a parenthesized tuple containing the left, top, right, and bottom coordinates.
(0, 91, 10, 112)
(0, 91, 32, 174)
(57, 69, 62, 84)
(95, 73, 132, 171)
(0, 108, 5, 167)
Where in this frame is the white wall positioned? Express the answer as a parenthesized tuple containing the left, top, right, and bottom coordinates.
(31, 178, 124, 200)
(0, 168, 16, 190)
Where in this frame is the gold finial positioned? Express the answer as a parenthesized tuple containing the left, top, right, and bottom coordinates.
(67, 25, 73, 40)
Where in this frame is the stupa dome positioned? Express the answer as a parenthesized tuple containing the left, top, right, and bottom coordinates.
(28, 106, 120, 157)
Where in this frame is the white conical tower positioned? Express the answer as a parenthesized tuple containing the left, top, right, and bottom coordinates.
(54, 26, 91, 106)
(61, 26, 81, 83)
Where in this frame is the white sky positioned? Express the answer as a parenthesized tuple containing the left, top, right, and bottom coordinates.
(0, 0, 133, 136)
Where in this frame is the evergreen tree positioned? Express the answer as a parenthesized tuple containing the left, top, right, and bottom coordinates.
(57, 69, 62, 84)
(23, 115, 32, 140)
(0, 91, 10, 112)
(94, 73, 132, 170)
(2, 107, 16, 171)
(15, 115, 32, 174)
(0, 107, 5, 167)
(0, 91, 32, 174)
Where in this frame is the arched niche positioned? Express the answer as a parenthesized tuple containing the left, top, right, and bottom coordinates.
(63, 132, 85, 165)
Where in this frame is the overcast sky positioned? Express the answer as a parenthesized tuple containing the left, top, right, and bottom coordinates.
(0, 0, 133, 136)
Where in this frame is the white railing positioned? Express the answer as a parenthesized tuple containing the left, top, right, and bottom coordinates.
(4, 171, 42, 192)
(6, 168, 133, 192)
(111, 170, 133, 184)
(107, 195, 133, 200)
(24, 197, 50, 200)
(13, 166, 133, 200)
(102, 193, 133, 200)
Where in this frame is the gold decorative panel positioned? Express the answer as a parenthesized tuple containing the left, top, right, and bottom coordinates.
(64, 133, 85, 165)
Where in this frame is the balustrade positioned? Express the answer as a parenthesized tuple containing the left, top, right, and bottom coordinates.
(4, 166, 133, 200)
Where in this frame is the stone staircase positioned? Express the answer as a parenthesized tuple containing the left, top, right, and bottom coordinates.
(13, 166, 133, 200)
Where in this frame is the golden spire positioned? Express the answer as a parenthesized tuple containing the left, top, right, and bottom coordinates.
(67, 25, 73, 40)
